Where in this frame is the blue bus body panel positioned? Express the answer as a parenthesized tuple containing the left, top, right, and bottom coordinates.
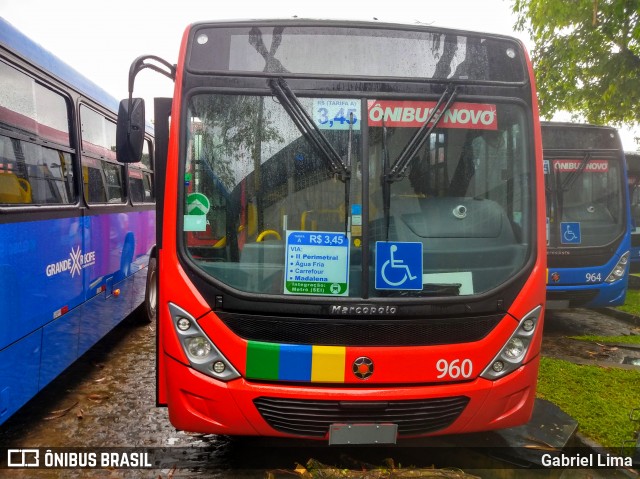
(40, 307, 81, 388)
(0, 210, 155, 424)
(0, 329, 41, 423)
(547, 236, 631, 308)
(0, 217, 85, 350)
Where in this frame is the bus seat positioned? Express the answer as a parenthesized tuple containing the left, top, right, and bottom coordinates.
(0, 172, 32, 203)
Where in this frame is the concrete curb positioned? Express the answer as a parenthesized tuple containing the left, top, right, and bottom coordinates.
(595, 307, 640, 328)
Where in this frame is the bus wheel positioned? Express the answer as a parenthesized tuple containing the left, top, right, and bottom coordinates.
(144, 256, 158, 323)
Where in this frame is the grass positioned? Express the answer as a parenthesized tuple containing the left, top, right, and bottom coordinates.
(568, 334, 640, 345)
(616, 287, 640, 316)
(535, 285, 640, 451)
(536, 357, 640, 449)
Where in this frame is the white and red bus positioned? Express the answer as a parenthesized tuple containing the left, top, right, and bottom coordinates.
(117, 19, 545, 444)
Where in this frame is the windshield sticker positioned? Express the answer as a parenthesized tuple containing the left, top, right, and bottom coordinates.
(560, 222, 581, 244)
(546, 217, 550, 246)
(183, 215, 207, 232)
(367, 100, 497, 130)
(313, 99, 360, 131)
(553, 159, 609, 172)
(375, 242, 423, 290)
(284, 231, 350, 296)
(183, 193, 210, 232)
(186, 192, 211, 215)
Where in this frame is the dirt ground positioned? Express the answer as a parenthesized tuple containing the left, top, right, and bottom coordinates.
(542, 308, 640, 367)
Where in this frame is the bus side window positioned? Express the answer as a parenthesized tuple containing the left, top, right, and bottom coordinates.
(103, 162, 125, 203)
(0, 135, 76, 205)
(80, 105, 125, 204)
(0, 61, 76, 206)
(129, 138, 154, 204)
(129, 167, 145, 203)
(83, 163, 107, 203)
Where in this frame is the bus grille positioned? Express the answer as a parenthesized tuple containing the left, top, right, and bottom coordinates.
(547, 290, 598, 307)
(253, 396, 470, 438)
(216, 312, 501, 346)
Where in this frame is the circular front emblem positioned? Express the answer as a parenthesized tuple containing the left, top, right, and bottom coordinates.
(352, 356, 374, 380)
(551, 272, 560, 283)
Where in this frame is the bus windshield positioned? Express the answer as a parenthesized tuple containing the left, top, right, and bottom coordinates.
(545, 155, 624, 247)
(542, 124, 626, 249)
(183, 93, 531, 298)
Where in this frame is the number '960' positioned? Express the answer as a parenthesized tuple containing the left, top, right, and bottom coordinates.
(436, 359, 473, 379)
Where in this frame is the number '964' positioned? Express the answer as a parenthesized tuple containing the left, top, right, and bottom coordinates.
(436, 359, 473, 379)
(585, 272, 601, 282)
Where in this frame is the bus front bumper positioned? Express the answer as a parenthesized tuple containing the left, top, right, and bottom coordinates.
(546, 281, 628, 309)
(163, 353, 540, 441)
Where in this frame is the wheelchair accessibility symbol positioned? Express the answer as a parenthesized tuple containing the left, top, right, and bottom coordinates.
(375, 242, 423, 290)
(560, 222, 581, 245)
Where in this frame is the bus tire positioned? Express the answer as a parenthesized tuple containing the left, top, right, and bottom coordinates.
(144, 256, 158, 323)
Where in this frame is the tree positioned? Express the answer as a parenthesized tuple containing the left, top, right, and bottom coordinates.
(512, 0, 640, 127)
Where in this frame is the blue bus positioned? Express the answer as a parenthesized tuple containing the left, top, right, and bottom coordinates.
(0, 18, 156, 425)
(625, 151, 640, 272)
(543, 122, 631, 308)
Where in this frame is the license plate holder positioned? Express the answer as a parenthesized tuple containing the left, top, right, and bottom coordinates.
(328, 423, 398, 445)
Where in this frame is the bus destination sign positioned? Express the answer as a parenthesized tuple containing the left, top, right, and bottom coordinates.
(284, 231, 350, 296)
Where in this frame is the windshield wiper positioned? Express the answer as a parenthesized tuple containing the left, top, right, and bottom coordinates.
(269, 77, 350, 181)
(560, 152, 591, 192)
(386, 83, 458, 183)
(269, 77, 352, 234)
(380, 84, 458, 241)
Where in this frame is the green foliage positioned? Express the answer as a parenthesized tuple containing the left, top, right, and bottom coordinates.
(512, 0, 640, 126)
(189, 95, 283, 191)
(569, 334, 640, 344)
(617, 285, 640, 315)
(537, 357, 640, 448)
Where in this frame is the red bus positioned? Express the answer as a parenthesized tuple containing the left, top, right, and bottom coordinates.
(117, 19, 545, 444)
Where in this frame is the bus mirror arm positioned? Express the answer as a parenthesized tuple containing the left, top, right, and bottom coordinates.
(127, 55, 176, 95)
(116, 56, 176, 164)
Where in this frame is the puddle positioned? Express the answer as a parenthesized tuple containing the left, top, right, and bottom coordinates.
(622, 356, 640, 366)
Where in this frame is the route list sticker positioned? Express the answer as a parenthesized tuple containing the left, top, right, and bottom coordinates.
(284, 231, 349, 296)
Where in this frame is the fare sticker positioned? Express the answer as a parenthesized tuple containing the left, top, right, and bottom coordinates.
(284, 231, 350, 296)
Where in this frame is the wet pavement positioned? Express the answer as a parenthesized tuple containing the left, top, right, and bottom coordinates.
(0, 306, 638, 478)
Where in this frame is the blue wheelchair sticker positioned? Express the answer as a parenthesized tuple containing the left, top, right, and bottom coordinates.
(560, 222, 581, 244)
(375, 242, 423, 290)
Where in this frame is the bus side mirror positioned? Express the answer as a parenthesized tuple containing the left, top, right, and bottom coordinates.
(116, 98, 146, 163)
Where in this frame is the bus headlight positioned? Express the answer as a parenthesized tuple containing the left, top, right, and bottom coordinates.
(480, 305, 541, 380)
(186, 336, 212, 358)
(504, 337, 525, 360)
(605, 251, 630, 283)
(169, 303, 240, 381)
